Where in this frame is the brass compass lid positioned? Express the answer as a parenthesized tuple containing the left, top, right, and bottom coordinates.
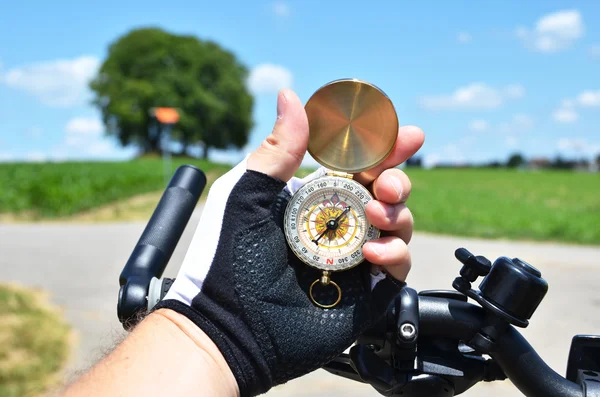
(305, 78, 398, 174)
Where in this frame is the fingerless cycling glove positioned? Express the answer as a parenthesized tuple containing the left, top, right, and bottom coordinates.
(155, 169, 405, 397)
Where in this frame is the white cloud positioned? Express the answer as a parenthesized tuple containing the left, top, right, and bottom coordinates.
(418, 83, 524, 110)
(516, 10, 584, 53)
(272, 1, 290, 18)
(247, 64, 293, 94)
(552, 91, 599, 123)
(54, 116, 137, 160)
(457, 32, 471, 43)
(25, 151, 46, 162)
(468, 119, 489, 132)
(577, 90, 600, 107)
(0, 55, 100, 107)
(536, 10, 583, 38)
(66, 117, 103, 135)
(0, 121, 134, 162)
(63, 116, 121, 157)
(65, 117, 104, 146)
(590, 45, 600, 58)
(553, 107, 579, 123)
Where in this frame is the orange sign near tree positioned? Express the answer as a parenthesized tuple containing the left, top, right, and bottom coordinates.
(152, 107, 180, 124)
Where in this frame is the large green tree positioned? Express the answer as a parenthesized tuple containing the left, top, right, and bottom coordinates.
(90, 27, 254, 158)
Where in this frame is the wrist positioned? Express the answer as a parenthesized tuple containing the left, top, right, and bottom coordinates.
(153, 308, 240, 397)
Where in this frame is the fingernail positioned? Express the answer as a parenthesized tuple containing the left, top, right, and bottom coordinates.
(369, 243, 386, 257)
(277, 90, 287, 120)
(390, 177, 403, 201)
(376, 202, 387, 219)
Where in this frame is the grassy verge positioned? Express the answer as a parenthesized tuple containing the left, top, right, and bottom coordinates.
(0, 284, 71, 397)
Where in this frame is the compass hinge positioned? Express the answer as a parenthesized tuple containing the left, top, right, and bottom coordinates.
(327, 171, 354, 179)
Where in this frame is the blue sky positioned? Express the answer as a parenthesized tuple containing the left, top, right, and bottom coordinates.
(0, 1, 599, 167)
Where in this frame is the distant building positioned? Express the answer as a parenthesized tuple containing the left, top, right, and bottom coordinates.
(526, 157, 598, 172)
(526, 158, 551, 170)
(574, 160, 599, 173)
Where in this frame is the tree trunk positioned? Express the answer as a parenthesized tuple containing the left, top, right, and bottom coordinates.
(144, 119, 162, 155)
(148, 135, 161, 154)
(202, 144, 210, 160)
(178, 141, 188, 157)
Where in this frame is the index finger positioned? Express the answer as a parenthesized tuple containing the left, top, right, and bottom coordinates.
(354, 126, 425, 186)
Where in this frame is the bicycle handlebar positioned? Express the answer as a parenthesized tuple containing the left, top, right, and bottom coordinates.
(493, 326, 582, 397)
(419, 296, 582, 396)
(117, 165, 206, 326)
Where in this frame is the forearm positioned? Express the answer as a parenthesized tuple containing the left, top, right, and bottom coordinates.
(61, 309, 239, 397)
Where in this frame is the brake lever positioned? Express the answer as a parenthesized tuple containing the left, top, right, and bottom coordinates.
(321, 353, 366, 384)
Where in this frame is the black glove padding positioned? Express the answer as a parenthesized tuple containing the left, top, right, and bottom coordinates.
(155, 170, 406, 396)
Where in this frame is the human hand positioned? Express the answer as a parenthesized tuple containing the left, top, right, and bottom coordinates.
(157, 89, 424, 396)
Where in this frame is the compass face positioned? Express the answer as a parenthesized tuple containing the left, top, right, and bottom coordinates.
(284, 176, 379, 272)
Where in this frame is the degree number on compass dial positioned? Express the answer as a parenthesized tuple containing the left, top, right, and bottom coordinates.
(284, 176, 379, 272)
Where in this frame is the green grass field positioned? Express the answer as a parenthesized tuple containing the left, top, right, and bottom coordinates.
(404, 167, 600, 245)
(1, 159, 598, 244)
(0, 158, 231, 218)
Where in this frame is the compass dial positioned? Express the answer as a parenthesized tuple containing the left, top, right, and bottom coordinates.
(284, 175, 379, 271)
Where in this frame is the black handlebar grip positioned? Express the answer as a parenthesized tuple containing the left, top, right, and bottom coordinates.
(118, 165, 206, 325)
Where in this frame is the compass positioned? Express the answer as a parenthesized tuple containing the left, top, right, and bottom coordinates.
(283, 78, 399, 308)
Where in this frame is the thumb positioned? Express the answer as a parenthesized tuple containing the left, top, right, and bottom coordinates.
(247, 89, 309, 182)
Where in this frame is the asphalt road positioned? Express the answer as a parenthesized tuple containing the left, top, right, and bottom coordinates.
(1, 207, 599, 396)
